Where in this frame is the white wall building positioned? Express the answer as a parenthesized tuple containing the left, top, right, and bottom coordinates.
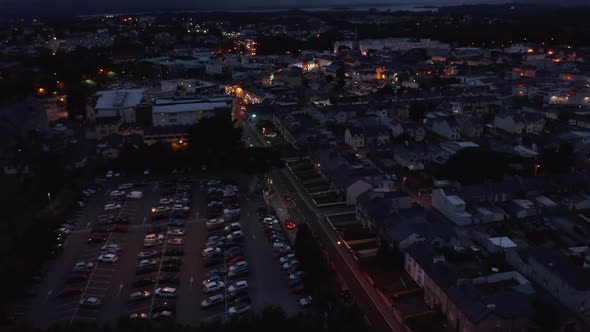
(432, 189, 472, 226)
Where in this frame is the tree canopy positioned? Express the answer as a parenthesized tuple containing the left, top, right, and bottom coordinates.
(440, 148, 510, 185)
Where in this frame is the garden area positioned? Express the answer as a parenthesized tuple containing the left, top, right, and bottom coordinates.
(287, 160, 345, 206)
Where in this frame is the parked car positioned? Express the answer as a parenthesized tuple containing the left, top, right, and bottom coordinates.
(151, 310, 174, 321)
(164, 248, 184, 256)
(129, 312, 149, 320)
(226, 230, 244, 242)
(65, 273, 88, 283)
(57, 287, 83, 297)
(158, 274, 180, 285)
(98, 253, 119, 263)
(127, 191, 143, 199)
(167, 228, 185, 236)
(101, 243, 121, 253)
(72, 261, 94, 273)
(138, 249, 160, 259)
(201, 293, 225, 309)
(227, 280, 248, 295)
(128, 290, 151, 302)
(206, 267, 226, 277)
(161, 263, 181, 272)
(202, 247, 221, 257)
(104, 203, 121, 211)
(206, 218, 225, 231)
(167, 237, 184, 246)
(79, 297, 102, 307)
(155, 287, 177, 298)
(228, 301, 251, 317)
(136, 265, 157, 275)
(168, 220, 185, 227)
(289, 271, 306, 280)
(203, 281, 225, 294)
(299, 296, 313, 307)
(227, 256, 245, 266)
(279, 253, 297, 264)
(111, 225, 128, 233)
(223, 223, 242, 235)
(132, 278, 155, 288)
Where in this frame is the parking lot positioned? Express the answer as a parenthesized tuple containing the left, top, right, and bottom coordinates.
(16, 172, 302, 327)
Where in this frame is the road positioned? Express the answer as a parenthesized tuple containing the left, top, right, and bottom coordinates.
(244, 119, 406, 332)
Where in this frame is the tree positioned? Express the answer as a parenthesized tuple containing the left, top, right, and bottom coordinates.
(187, 113, 243, 168)
(409, 102, 428, 121)
(539, 143, 575, 174)
(441, 148, 510, 184)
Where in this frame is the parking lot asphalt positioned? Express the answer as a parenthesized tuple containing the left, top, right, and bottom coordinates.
(17, 173, 301, 327)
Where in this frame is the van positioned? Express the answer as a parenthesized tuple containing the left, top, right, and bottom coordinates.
(127, 191, 144, 199)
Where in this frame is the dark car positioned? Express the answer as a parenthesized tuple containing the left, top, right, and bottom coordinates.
(158, 274, 180, 285)
(91, 227, 111, 233)
(226, 289, 249, 302)
(114, 216, 131, 224)
(230, 294, 252, 306)
(224, 247, 242, 260)
(57, 287, 83, 297)
(164, 248, 184, 256)
(167, 220, 185, 227)
(136, 265, 158, 275)
(153, 301, 176, 312)
(205, 267, 227, 277)
(87, 235, 107, 244)
(291, 284, 305, 294)
(162, 257, 183, 265)
(204, 255, 224, 267)
(132, 278, 156, 288)
(65, 273, 88, 283)
(161, 263, 181, 272)
(148, 225, 167, 233)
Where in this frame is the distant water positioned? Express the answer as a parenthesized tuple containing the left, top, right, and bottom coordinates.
(206, 3, 443, 13)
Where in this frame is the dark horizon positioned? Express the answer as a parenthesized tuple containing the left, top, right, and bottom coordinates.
(1, 0, 589, 19)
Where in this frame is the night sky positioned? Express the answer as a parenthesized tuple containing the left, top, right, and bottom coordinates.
(0, 0, 587, 17)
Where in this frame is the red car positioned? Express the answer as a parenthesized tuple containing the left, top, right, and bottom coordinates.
(290, 283, 305, 294)
(111, 225, 129, 233)
(58, 287, 84, 297)
(227, 256, 246, 266)
(285, 221, 297, 230)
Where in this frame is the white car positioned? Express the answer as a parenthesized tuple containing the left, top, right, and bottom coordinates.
(106, 170, 113, 178)
(227, 280, 248, 294)
(127, 191, 143, 199)
(159, 198, 175, 205)
(202, 281, 225, 294)
(143, 168, 150, 176)
(104, 203, 121, 211)
(202, 247, 221, 257)
(206, 235, 225, 243)
(226, 230, 243, 241)
(167, 228, 185, 236)
(152, 206, 171, 213)
(57, 227, 72, 235)
(228, 302, 251, 317)
(137, 259, 158, 268)
(205, 218, 225, 230)
(118, 183, 133, 190)
(282, 260, 300, 270)
(299, 296, 313, 307)
(167, 237, 184, 246)
(98, 253, 118, 263)
(101, 243, 121, 253)
(229, 261, 248, 271)
(73, 261, 94, 271)
(279, 253, 296, 264)
(80, 297, 102, 307)
(172, 204, 189, 212)
(155, 287, 177, 298)
(109, 190, 126, 198)
(145, 234, 164, 242)
(128, 290, 151, 301)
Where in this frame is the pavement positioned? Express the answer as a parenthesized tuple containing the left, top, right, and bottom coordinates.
(14, 173, 301, 327)
(243, 118, 407, 332)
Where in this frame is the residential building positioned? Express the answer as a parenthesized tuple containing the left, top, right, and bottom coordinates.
(344, 127, 366, 149)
